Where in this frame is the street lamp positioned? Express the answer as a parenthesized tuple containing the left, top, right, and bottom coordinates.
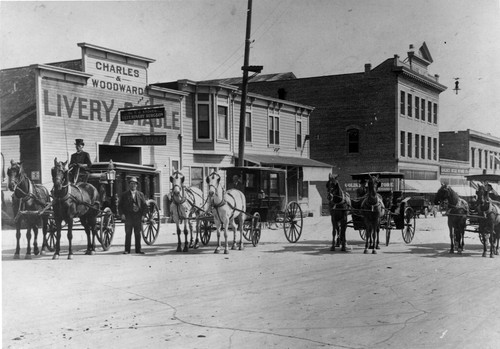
(106, 160, 116, 197)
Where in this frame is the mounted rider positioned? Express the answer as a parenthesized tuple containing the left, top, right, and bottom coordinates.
(69, 139, 92, 184)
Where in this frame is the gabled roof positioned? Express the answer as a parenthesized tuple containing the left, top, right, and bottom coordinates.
(418, 42, 433, 63)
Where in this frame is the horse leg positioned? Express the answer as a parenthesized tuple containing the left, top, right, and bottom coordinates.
(364, 226, 370, 254)
(236, 217, 244, 251)
(214, 223, 222, 254)
(14, 221, 22, 259)
(67, 220, 74, 260)
(489, 221, 495, 258)
(330, 215, 336, 251)
(33, 224, 40, 256)
(482, 232, 488, 257)
(193, 218, 200, 249)
(375, 223, 380, 250)
(448, 224, 455, 254)
(340, 218, 347, 252)
(40, 216, 49, 255)
(231, 219, 238, 250)
(183, 221, 189, 252)
(25, 226, 33, 259)
(52, 220, 62, 260)
(176, 222, 182, 252)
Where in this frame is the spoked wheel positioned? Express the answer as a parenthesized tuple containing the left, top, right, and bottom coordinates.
(243, 216, 253, 242)
(251, 212, 261, 247)
(283, 201, 303, 243)
(99, 208, 115, 251)
(402, 207, 416, 244)
(142, 200, 160, 245)
(200, 219, 212, 246)
(358, 228, 366, 241)
(45, 217, 57, 252)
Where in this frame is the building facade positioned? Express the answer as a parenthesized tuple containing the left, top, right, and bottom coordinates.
(234, 43, 447, 203)
(1, 43, 331, 220)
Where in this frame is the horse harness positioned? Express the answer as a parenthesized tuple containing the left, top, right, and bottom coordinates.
(209, 186, 240, 222)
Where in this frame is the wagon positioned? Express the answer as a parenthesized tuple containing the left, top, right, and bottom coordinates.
(44, 161, 161, 252)
(199, 167, 304, 246)
(407, 195, 436, 218)
(348, 172, 416, 246)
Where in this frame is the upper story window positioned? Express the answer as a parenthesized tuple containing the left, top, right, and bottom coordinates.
(400, 131, 405, 157)
(415, 134, 420, 158)
(268, 113, 280, 145)
(296, 120, 302, 149)
(407, 94, 413, 117)
(471, 147, 475, 168)
(421, 135, 425, 159)
(245, 111, 252, 143)
(407, 132, 412, 158)
(347, 128, 359, 153)
(196, 93, 211, 141)
(433, 103, 438, 124)
(421, 99, 426, 120)
(415, 97, 420, 120)
(400, 91, 406, 115)
(217, 105, 228, 140)
(427, 101, 432, 122)
(433, 138, 437, 160)
(427, 136, 432, 160)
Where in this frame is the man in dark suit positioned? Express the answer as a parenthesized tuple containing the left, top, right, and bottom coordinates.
(118, 176, 148, 254)
(69, 139, 92, 183)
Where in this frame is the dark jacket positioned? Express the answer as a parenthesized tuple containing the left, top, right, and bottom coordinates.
(70, 151, 92, 168)
(119, 190, 147, 217)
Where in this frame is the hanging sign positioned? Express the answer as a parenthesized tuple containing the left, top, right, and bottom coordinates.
(120, 106, 165, 121)
(120, 134, 167, 146)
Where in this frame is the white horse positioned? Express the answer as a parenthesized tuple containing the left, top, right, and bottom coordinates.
(206, 171, 246, 254)
(170, 171, 205, 252)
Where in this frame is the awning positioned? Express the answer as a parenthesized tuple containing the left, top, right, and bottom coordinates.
(449, 185, 476, 197)
(241, 153, 332, 181)
(403, 179, 442, 194)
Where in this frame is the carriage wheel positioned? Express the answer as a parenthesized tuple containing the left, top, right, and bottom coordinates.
(99, 208, 115, 251)
(402, 207, 416, 244)
(200, 219, 212, 245)
(251, 212, 261, 247)
(283, 201, 303, 243)
(242, 216, 253, 242)
(358, 228, 366, 241)
(45, 217, 57, 252)
(142, 200, 160, 245)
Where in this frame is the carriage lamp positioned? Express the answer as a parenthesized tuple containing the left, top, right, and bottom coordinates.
(107, 160, 116, 197)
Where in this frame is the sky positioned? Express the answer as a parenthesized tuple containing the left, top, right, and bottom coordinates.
(1, 0, 499, 135)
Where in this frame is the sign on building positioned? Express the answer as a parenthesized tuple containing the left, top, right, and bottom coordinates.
(120, 106, 166, 121)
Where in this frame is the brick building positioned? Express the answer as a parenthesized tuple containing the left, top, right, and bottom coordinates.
(215, 43, 447, 201)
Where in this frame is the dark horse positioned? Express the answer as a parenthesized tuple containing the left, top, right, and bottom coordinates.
(51, 158, 100, 259)
(475, 183, 500, 258)
(434, 184, 469, 254)
(326, 174, 351, 251)
(361, 174, 384, 254)
(7, 160, 51, 259)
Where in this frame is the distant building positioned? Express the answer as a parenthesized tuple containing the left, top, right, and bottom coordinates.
(212, 43, 447, 208)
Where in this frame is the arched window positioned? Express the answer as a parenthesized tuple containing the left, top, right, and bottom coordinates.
(347, 128, 359, 153)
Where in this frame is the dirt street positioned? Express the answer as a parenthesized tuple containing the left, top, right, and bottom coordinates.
(2, 215, 500, 348)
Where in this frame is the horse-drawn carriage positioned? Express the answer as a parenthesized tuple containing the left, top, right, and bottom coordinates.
(7, 159, 160, 259)
(175, 167, 303, 252)
(348, 172, 416, 248)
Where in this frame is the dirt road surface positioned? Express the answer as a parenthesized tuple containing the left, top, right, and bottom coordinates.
(2, 215, 500, 348)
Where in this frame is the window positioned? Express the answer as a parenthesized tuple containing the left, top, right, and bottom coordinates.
(478, 149, 482, 168)
(415, 97, 420, 119)
(407, 94, 412, 117)
(245, 112, 252, 143)
(217, 105, 228, 140)
(191, 167, 204, 190)
(415, 134, 420, 158)
(433, 138, 437, 160)
(400, 91, 406, 115)
(400, 131, 405, 157)
(427, 101, 432, 122)
(421, 135, 425, 159)
(471, 148, 475, 168)
(296, 121, 302, 149)
(485, 150, 488, 169)
(347, 129, 359, 153)
(196, 93, 211, 140)
(433, 103, 438, 124)
(407, 132, 412, 158)
(428, 136, 432, 160)
(268, 114, 280, 145)
(421, 99, 426, 120)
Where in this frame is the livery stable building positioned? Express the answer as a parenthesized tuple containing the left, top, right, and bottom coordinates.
(1, 43, 332, 221)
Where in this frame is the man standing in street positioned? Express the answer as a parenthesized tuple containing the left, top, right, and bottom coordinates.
(118, 176, 147, 254)
(69, 139, 92, 183)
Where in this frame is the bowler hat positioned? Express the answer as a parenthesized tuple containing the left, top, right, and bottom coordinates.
(75, 139, 85, 146)
(128, 176, 139, 183)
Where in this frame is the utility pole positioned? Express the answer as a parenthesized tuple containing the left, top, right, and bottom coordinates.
(238, 0, 262, 166)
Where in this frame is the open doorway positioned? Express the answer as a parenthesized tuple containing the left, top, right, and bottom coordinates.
(99, 144, 141, 164)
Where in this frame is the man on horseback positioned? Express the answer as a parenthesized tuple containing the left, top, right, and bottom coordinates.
(69, 139, 92, 184)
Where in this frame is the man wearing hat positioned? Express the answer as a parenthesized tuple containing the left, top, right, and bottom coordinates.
(356, 178, 367, 198)
(118, 176, 148, 254)
(69, 139, 92, 183)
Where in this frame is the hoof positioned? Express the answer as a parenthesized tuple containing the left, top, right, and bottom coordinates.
(194, 243, 199, 249)
(183, 246, 188, 253)
(52, 254, 59, 260)
(68, 254, 73, 260)
(25, 254, 32, 260)
(176, 246, 182, 252)
(214, 249, 220, 254)
(364, 249, 368, 254)
(491, 254, 495, 259)
(40, 250, 47, 256)
(231, 245, 237, 250)
(341, 247, 347, 252)
(449, 250, 454, 254)
(189, 242, 194, 248)
(14, 254, 20, 260)
(34, 248, 40, 256)
(224, 250, 229, 255)
(90, 250, 96, 255)
(330, 246, 335, 251)
(376, 246, 380, 250)
(372, 250, 377, 254)
(239, 245, 244, 251)
(483, 253, 487, 257)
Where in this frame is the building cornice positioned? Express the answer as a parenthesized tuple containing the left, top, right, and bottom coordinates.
(393, 66, 447, 92)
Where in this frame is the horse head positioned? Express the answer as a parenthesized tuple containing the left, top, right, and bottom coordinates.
(52, 157, 69, 191)
(206, 171, 222, 198)
(6, 159, 24, 192)
(434, 183, 451, 206)
(367, 174, 381, 194)
(476, 183, 493, 213)
(170, 171, 185, 198)
(326, 174, 343, 204)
